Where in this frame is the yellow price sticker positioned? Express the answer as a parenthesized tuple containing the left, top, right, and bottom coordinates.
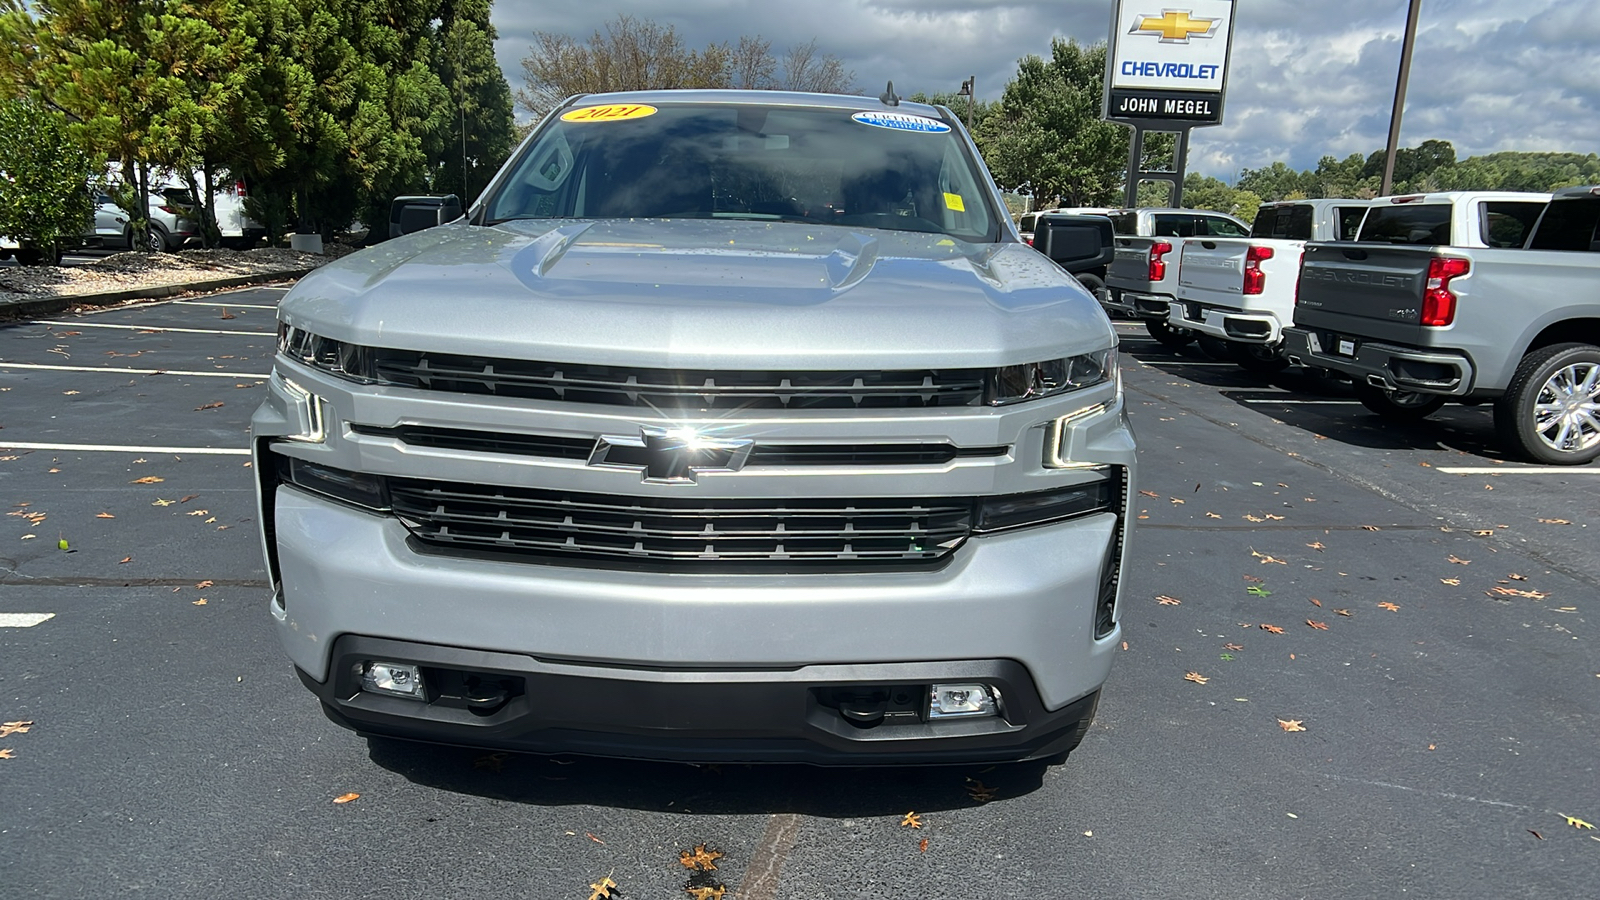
(943, 192, 966, 212)
(561, 104, 658, 123)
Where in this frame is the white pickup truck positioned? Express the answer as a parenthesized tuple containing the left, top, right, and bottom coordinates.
(1100, 207, 1250, 348)
(1166, 199, 1375, 371)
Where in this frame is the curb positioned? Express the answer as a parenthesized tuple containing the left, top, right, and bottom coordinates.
(0, 267, 316, 322)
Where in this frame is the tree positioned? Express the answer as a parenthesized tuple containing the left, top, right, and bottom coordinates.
(0, 98, 96, 263)
(433, 0, 516, 204)
(515, 15, 855, 120)
(979, 39, 1130, 207)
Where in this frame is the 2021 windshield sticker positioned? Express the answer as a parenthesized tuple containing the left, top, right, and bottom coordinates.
(850, 111, 951, 133)
(561, 104, 658, 123)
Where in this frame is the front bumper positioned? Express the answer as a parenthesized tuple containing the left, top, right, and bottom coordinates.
(1169, 300, 1282, 345)
(1283, 327, 1475, 396)
(302, 635, 1100, 764)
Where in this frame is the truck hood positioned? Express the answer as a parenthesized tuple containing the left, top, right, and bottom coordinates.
(282, 219, 1113, 369)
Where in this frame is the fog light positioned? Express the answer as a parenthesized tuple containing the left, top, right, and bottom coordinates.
(929, 683, 997, 719)
(361, 661, 426, 700)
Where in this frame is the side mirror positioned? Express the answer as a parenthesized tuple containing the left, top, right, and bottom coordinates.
(1036, 215, 1115, 272)
(398, 204, 446, 235)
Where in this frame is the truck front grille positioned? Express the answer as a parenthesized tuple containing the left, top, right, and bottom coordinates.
(368, 349, 987, 409)
(388, 478, 973, 569)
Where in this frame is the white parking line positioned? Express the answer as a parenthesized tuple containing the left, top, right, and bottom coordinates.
(173, 301, 280, 310)
(0, 441, 249, 456)
(1436, 466, 1600, 475)
(34, 320, 274, 336)
(1241, 398, 1359, 405)
(0, 613, 55, 628)
(0, 362, 268, 378)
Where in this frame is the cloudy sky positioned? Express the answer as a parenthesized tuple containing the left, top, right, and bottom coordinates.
(489, 0, 1600, 180)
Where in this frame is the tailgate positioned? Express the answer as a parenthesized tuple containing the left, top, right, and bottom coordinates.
(1178, 239, 1248, 296)
(1295, 243, 1434, 341)
(1106, 237, 1157, 292)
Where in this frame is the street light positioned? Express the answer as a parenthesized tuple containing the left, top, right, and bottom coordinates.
(956, 76, 975, 132)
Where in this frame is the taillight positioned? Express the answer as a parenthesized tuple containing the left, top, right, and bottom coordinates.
(235, 180, 247, 197)
(158, 204, 177, 214)
(1243, 245, 1273, 295)
(1421, 256, 1469, 326)
(1025, 236, 1033, 246)
(1148, 241, 1173, 281)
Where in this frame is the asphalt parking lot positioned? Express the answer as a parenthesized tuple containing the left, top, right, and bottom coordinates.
(2, 290, 1596, 899)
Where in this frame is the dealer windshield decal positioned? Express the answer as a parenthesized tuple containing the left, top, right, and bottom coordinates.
(561, 104, 658, 123)
(850, 111, 951, 133)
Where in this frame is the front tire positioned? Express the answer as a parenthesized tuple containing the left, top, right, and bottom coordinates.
(1494, 342, 1600, 465)
(1354, 383, 1446, 422)
(1145, 318, 1195, 349)
(1227, 341, 1290, 374)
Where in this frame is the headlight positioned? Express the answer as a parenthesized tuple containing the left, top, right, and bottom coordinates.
(277, 323, 372, 380)
(276, 455, 389, 511)
(987, 349, 1116, 405)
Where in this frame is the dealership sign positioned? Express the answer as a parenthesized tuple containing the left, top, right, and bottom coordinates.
(1103, 0, 1236, 126)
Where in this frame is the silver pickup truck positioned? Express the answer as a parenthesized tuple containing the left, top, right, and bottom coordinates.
(1285, 186, 1600, 464)
(1102, 207, 1249, 348)
(252, 90, 1134, 764)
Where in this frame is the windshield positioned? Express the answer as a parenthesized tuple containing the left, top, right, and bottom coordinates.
(483, 101, 999, 241)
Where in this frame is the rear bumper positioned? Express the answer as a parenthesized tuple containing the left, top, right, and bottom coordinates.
(1283, 328, 1475, 396)
(1169, 301, 1282, 344)
(300, 637, 1100, 764)
(1104, 288, 1171, 319)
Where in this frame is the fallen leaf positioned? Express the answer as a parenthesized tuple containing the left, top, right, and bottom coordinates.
(62, 390, 79, 396)
(1306, 620, 1329, 630)
(57, 539, 69, 551)
(119, 556, 132, 564)
(1139, 490, 1159, 498)
(332, 792, 359, 804)
(95, 512, 114, 519)
(1243, 514, 1265, 523)
(0, 749, 14, 759)
(192, 599, 207, 606)
(587, 876, 618, 900)
(196, 580, 214, 589)
(1247, 585, 1273, 597)
(1120, 641, 1128, 651)
(1428, 744, 1436, 751)
(585, 832, 605, 845)
(1264, 514, 1286, 521)
(1224, 643, 1244, 651)
(679, 845, 724, 872)
(919, 837, 929, 853)
(1156, 595, 1182, 606)
(965, 778, 997, 802)
(1260, 624, 1284, 634)
(1563, 815, 1594, 830)
(1306, 542, 1325, 551)
(473, 752, 508, 772)
(1242, 574, 1264, 583)
(685, 888, 725, 900)
(1219, 653, 1235, 661)
(1471, 529, 1494, 536)
(901, 812, 923, 829)
(1184, 671, 1209, 684)
(186, 509, 210, 516)
(130, 476, 165, 484)
(1259, 555, 1286, 565)
(1309, 598, 1323, 607)
(1508, 573, 1528, 581)
(194, 401, 225, 411)
(1538, 518, 1571, 525)
(1378, 602, 1401, 612)
(1277, 719, 1306, 733)
(1205, 512, 1221, 519)
(1489, 587, 1548, 600)
(1447, 555, 1470, 565)
(1440, 578, 1461, 586)
(203, 517, 216, 524)
(1335, 608, 1351, 617)
(219, 308, 236, 320)
(152, 499, 176, 507)
(1170, 497, 1185, 505)
(0, 721, 31, 738)
(1528, 829, 1543, 840)
(19, 534, 35, 540)
(1361, 525, 1381, 531)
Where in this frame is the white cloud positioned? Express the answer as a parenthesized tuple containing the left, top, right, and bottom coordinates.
(489, 0, 1600, 178)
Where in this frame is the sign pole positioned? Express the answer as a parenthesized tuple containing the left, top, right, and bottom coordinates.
(1380, 0, 1424, 197)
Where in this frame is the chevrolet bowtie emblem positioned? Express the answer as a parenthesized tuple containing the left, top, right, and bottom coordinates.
(1132, 10, 1219, 43)
(588, 426, 754, 484)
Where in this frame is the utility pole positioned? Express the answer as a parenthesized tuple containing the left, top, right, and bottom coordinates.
(957, 76, 975, 132)
(1381, 0, 1424, 196)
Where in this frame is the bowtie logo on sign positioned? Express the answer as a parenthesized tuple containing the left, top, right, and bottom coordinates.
(1130, 10, 1220, 43)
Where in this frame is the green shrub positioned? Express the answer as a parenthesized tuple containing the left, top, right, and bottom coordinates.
(0, 99, 95, 264)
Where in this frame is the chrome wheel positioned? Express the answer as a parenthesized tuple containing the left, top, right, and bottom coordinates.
(1533, 361, 1600, 453)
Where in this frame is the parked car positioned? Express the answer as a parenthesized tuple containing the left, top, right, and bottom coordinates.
(255, 90, 1134, 764)
(83, 191, 201, 252)
(1101, 207, 1249, 345)
(1350, 191, 1548, 249)
(1018, 207, 1114, 247)
(1283, 186, 1600, 464)
(161, 176, 268, 248)
(1165, 198, 1377, 371)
